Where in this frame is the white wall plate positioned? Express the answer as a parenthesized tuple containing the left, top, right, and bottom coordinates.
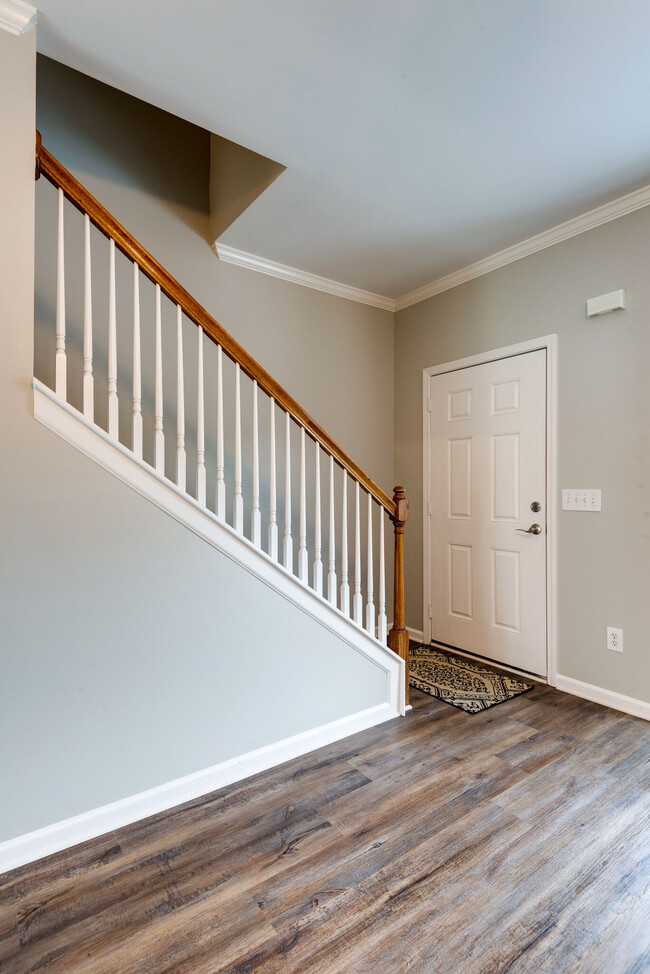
(562, 489, 601, 511)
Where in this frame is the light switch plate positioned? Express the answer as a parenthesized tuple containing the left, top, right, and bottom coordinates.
(562, 489, 602, 511)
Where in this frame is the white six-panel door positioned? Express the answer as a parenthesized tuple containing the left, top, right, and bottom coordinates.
(428, 349, 547, 676)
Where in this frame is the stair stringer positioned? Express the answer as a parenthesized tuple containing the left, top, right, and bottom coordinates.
(32, 378, 405, 716)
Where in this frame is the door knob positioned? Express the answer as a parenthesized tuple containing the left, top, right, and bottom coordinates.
(516, 523, 542, 535)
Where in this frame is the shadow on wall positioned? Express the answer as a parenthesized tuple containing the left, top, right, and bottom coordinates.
(36, 54, 211, 240)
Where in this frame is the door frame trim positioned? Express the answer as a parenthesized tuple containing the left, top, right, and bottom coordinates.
(422, 334, 558, 686)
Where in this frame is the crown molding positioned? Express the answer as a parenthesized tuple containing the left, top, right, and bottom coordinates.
(216, 182, 650, 316)
(215, 243, 396, 312)
(395, 183, 650, 311)
(0, 0, 36, 35)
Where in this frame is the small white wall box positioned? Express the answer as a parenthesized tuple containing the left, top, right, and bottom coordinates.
(586, 289, 626, 318)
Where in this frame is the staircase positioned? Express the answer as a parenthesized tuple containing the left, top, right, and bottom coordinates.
(0, 136, 412, 872)
(33, 135, 409, 714)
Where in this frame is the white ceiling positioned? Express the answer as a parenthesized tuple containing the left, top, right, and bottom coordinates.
(34, 0, 650, 298)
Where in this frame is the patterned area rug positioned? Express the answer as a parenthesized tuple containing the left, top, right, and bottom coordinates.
(409, 645, 534, 714)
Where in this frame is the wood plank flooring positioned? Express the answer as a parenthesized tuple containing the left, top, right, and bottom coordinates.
(1, 681, 649, 973)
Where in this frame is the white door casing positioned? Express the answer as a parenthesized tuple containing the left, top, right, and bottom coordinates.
(423, 337, 558, 681)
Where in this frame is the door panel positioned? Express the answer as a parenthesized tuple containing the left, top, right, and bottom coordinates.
(429, 349, 546, 676)
(449, 438, 472, 518)
(491, 548, 520, 631)
(449, 544, 473, 619)
(492, 432, 519, 521)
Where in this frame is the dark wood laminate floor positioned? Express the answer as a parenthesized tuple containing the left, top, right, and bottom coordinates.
(1, 682, 649, 974)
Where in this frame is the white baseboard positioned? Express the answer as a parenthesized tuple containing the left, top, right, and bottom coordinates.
(387, 622, 424, 644)
(555, 675, 650, 722)
(406, 626, 424, 643)
(0, 702, 394, 875)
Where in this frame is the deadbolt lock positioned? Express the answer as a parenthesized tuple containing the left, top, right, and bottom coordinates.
(530, 501, 541, 513)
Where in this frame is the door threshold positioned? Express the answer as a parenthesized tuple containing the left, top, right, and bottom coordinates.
(427, 640, 547, 685)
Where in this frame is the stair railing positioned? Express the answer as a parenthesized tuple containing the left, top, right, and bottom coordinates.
(35, 133, 410, 702)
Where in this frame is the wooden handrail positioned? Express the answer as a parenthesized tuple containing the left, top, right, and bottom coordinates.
(36, 136, 396, 517)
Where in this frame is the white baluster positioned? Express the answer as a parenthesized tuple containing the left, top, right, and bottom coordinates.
(313, 446, 323, 595)
(196, 328, 206, 505)
(132, 264, 142, 458)
(55, 188, 66, 400)
(283, 411, 293, 572)
(353, 480, 363, 625)
(215, 345, 225, 519)
(268, 398, 278, 560)
(107, 238, 119, 440)
(176, 306, 186, 492)
(251, 380, 261, 547)
(366, 492, 375, 635)
(340, 470, 350, 615)
(233, 362, 243, 533)
(378, 509, 387, 644)
(298, 427, 308, 583)
(154, 283, 164, 473)
(327, 455, 336, 606)
(82, 214, 93, 420)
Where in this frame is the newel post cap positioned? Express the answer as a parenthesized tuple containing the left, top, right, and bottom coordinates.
(392, 485, 409, 523)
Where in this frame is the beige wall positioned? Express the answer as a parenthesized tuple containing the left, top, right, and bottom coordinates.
(36, 56, 395, 496)
(395, 211, 650, 701)
(35, 54, 396, 620)
(0, 38, 390, 845)
(4, 33, 647, 851)
(210, 132, 285, 241)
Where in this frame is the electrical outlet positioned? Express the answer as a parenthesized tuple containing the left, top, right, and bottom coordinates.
(606, 627, 623, 653)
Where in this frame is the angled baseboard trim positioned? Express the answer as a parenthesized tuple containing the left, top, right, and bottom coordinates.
(0, 702, 394, 874)
(555, 674, 650, 722)
(32, 379, 403, 707)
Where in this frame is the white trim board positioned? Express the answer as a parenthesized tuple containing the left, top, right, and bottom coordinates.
(0, 0, 36, 34)
(395, 184, 650, 309)
(407, 626, 425, 643)
(555, 675, 650, 722)
(215, 244, 395, 312)
(422, 335, 558, 687)
(216, 184, 650, 313)
(0, 702, 394, 874)
(32, 379, 404, 714)
(386, 623, 425, 644)
(408, 643, 650, 720)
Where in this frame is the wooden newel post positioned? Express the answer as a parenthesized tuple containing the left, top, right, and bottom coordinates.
(388, 485, 410, 708)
